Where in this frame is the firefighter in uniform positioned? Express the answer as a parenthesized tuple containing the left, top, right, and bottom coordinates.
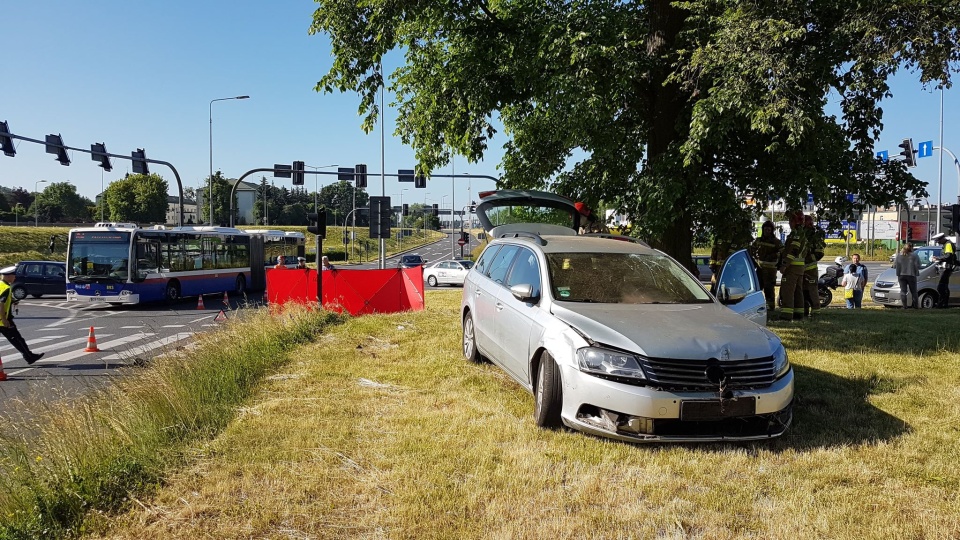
(802, 215, 826, 318)
(709, 237, 732, 291)
(778, 211, 808, 321)
(750, 220, 782, 310)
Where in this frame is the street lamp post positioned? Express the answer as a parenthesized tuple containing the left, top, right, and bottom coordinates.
(305, 164, 339, 212)
(209, 95, 249, 226)
(34, 180, 47, 227)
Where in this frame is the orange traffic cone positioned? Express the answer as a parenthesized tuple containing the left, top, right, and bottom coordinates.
(84, 326, 100, 352)
(196, 295, 206, 310)
(0, 355, 8, 381)
(223, 290, 229, 308)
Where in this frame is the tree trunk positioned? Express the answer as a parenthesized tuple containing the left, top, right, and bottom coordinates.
(645, 0, 694, 269)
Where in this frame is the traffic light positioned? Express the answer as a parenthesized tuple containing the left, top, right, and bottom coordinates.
(274, 163, 292, 178)
(415, 172, 426, 189)
(432, 203, 439, 215)
(402, 203, 409, 216)
(952, 204, 960, 233)
(899, 138, 916, 168)
(307, 209, 327, 238)
(460, 231, 469, 243)
(907, 227, 913, 241)
(368, 196, 392, 238)
(45, 134, 70, 166)
(0, 121, 15, 157)
(131, 148, 149, 174)
(90, 142, 112, 172)
(398, 169, 415, 183)
(355, 163, 368, 188)
(292, 160, 305, 186)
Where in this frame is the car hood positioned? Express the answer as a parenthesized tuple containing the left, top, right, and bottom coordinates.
(550, 302, 777, 359)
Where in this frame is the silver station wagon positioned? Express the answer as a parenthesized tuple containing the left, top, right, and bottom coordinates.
(460, 190, 793, 443)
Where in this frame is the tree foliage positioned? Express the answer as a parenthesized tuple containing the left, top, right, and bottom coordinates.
(33, 182, 91, 222)
(311, 0, 960, 261)
(103, 173, 169, 224)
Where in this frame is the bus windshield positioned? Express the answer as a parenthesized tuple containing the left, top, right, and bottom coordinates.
(68, 231, 131, 282)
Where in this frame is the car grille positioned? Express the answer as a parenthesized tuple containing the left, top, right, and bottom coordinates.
(875, 281, 895, 288)
(637, 356, 776, 390)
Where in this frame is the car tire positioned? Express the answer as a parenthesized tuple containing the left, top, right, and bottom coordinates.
(427, 275, 439, 287)
(165, 280, 181, 303)
(31, 294, 43, 299)
(462, 311, 482, 363)
(919, 292, 937, 309)
(534, 353, 564, 429)
(11, 286, 28, 301)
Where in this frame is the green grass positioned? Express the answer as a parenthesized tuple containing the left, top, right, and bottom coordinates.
(0, 304, 344, 539)
(0, 226, 70, 267)
(82, 294, 960, 539)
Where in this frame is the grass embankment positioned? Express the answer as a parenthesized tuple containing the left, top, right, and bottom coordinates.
(90, 293, 959, 539)
(0, 226, 69, 267)
(0, 306, 344, 539)
(240, 225, 445, 265)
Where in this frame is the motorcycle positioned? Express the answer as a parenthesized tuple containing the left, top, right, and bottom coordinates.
(816, 271, 840, 307)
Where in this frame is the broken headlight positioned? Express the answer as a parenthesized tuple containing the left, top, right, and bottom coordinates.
(577, 347, 646, 380)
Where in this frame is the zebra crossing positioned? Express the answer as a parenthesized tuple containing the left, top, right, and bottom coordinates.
(1, 329, 196, 377)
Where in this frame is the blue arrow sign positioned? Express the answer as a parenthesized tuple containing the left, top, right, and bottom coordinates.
(876, 150, 888, 162)
(917, 140, 933, 159)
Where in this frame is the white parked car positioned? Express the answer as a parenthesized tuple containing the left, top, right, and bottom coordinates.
(423, 259, 474, 287)
(461, 190, 793, 443)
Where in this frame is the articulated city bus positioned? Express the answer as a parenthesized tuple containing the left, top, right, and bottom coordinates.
(245, 229, 306, 268)
(65, 223, 289, 304)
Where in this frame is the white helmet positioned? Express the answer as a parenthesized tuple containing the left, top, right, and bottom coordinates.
(835, 256, 846, 265)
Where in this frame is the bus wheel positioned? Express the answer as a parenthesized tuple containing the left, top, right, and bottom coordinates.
(165, 280, 181, 302)
(234, 274, 246, 295)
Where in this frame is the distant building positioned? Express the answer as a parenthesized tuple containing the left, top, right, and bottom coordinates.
(166, 196, 198, 225)
(196, 180, 258, 225)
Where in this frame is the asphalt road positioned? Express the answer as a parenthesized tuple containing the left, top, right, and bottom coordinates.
(0, 293, 249, 407)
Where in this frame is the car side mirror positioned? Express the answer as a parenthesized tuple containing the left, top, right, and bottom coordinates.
(510, 283, 539, 303)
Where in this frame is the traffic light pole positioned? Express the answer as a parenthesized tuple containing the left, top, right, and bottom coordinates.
(1, 130, 186, 226)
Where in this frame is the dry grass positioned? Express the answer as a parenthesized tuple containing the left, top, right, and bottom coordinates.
(92, 292, 960, 540)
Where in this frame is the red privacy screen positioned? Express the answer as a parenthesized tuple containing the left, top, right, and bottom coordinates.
(265, 267, 425, 315)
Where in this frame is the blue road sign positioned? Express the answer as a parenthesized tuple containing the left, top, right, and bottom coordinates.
(918, 140, 933, 159)
(807, 192, 814, 205)
(876, 150, 889, 161)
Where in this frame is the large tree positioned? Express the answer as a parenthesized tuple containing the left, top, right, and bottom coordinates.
(103, 173, 169, 224)
(311, 0, 958, 262)
(33, 182, 89, 222)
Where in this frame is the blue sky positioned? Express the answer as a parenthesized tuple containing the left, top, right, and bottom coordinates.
(1, 1, 957, 211)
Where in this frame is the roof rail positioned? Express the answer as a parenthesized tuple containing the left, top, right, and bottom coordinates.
(581, 233, 650, 248)
(498, 231, 547, 246)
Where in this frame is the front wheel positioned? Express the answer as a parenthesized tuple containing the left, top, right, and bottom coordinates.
(165, 280, 181, 302)
(534, 353, 564, 429)
(11, 286, 27, 301)
(818, 287, 832, 308)
(919, 292, 937, 309)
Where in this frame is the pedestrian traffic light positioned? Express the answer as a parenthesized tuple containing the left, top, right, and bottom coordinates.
(415, 172, 427, 189)
(307, 209, 327, 238)
(90, 142, 112, 172)
(899, 138, 916, 168)
(292, 160, 305, 186)
(355, 163, 368, 188)
(0, 121, 16, 157)
(952, 204, 960, 233)
(45, 134, 70, 166)
(131, 148, 149, 174)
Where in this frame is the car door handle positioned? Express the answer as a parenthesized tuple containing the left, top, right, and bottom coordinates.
(495, 302, 504, 311)
(475, 288, 481, 296)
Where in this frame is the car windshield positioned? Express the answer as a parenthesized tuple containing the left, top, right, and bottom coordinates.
(546, 252, 712, 304)
(402, 256, 423, 264)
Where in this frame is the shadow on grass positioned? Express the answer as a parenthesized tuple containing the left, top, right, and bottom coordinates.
(769, 364, 909, 451)
(767, 307, 960, 356)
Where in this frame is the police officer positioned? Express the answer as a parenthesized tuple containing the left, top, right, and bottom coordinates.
(750, 220, 783, 311)
(0, 266, 44, 364)
(932, 232, 956, 308)
(778, 211, 809, 321)
(802, 215, 826, 318)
